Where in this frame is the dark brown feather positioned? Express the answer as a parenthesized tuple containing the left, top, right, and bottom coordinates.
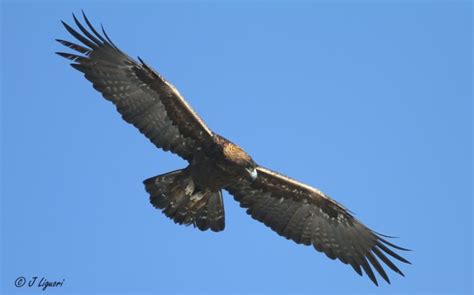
(144, 171, 225, 232)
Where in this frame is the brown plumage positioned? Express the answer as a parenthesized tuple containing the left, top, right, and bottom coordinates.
(57, 12, 410, 286)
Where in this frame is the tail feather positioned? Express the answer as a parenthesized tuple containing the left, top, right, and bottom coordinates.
(208, 192, 226, 232)
(144, 169, 225, 232)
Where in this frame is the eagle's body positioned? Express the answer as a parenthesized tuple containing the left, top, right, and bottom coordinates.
(144, 134, 256, 232)
(189, 134, 257, 191)
(57, 13, 410, 286)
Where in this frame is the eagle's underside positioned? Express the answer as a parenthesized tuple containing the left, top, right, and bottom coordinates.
(56, 12, 411, 286)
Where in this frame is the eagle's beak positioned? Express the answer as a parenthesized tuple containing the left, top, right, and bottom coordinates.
(246, 167, 258, 180)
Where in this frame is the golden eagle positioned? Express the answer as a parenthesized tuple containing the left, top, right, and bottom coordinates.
(57, 13, 410, 286)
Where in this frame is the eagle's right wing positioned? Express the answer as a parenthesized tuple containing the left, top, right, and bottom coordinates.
(56, 13, 214, 162)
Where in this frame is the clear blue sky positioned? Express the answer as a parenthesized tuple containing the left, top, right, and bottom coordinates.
(1, 1, 472, 294)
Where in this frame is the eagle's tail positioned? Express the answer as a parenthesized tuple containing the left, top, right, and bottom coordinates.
(143, 169, 225, 232)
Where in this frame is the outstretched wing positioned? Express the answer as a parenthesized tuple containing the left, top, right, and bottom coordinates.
(226, 166, 410, 286)
(56, 13, 214, 162)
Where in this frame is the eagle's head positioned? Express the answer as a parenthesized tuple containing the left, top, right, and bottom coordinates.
(224, 143, 257, 180)
(214, 135, 257, 181)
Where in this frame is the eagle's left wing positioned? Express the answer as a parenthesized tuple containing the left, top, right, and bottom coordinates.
(56, 13, 214, 162)
(226, 166, 410, 286)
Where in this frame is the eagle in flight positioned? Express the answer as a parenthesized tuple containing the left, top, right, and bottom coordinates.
(57, 12, 410, 286)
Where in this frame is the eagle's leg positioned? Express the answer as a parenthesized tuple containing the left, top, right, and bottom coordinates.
(143, 169, 225, 232)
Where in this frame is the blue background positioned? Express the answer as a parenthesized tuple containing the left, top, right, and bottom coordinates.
(1, 1, 472, 294)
